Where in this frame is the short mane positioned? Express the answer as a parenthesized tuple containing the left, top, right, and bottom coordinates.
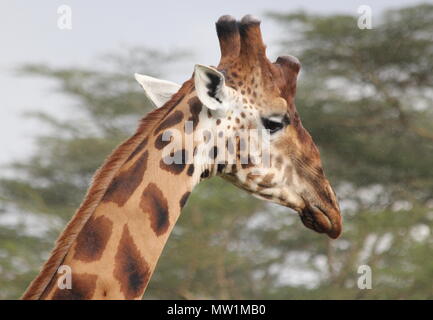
(21, 78, 193, 299)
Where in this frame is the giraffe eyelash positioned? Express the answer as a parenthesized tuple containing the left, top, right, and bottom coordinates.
(261, 114, 290, 134)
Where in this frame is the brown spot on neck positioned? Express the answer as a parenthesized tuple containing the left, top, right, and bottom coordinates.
(179, 192, 191, 208)
(114, 225, 151, 299)
(154, 131, 173, 150)
(140, 183, 170, 236)
(160, 149, 189, 175)
(188, 97, 203, 130)
(126, 138, 148, 162)
(187, 164, 195, 176)
(154, 110, 184, 135)
(73, 215, 113, 262)
(102, 151, 149, 206)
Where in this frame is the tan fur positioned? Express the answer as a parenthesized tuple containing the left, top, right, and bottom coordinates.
(21, 80, 193, 300)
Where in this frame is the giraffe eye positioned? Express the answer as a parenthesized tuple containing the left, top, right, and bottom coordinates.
(261, 115, 289, 134)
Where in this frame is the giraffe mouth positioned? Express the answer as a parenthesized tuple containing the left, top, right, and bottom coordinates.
(299, 204, 341, 239)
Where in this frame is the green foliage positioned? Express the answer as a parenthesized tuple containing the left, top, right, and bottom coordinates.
(267, 3, 433, 299)
(1, 4, 433, 299)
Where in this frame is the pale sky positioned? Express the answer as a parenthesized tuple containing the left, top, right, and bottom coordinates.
(0, 0, 420, 166)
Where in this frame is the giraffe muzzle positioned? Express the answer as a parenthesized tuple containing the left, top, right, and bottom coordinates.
(299, 204, 342, 239)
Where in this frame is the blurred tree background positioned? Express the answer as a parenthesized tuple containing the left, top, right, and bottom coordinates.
(1, 4, 432, 299)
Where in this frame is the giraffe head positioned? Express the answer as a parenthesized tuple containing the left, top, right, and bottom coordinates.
(191, 15, 342, 238)
(137, 15, 342, 239)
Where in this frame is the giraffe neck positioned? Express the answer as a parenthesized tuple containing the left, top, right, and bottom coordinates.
(44, 146, 195, 299)
(26, 82, 218, 300)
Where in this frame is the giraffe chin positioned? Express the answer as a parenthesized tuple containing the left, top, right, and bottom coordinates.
(299, 205, 341, 239)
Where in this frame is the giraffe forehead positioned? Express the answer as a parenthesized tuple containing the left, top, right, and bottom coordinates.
(224, 68, 287, 113)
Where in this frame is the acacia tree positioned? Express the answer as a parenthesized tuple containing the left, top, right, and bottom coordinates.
(1, 4, 432, 299)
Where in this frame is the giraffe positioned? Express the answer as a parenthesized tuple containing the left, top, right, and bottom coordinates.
(22, 15, 342, 300)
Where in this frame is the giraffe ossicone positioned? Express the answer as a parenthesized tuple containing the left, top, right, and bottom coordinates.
(23, 14, 342, 300)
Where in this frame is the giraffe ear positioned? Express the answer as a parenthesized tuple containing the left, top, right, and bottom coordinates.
(134, 73, 181, 108)
(194, 64, 230, 113)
